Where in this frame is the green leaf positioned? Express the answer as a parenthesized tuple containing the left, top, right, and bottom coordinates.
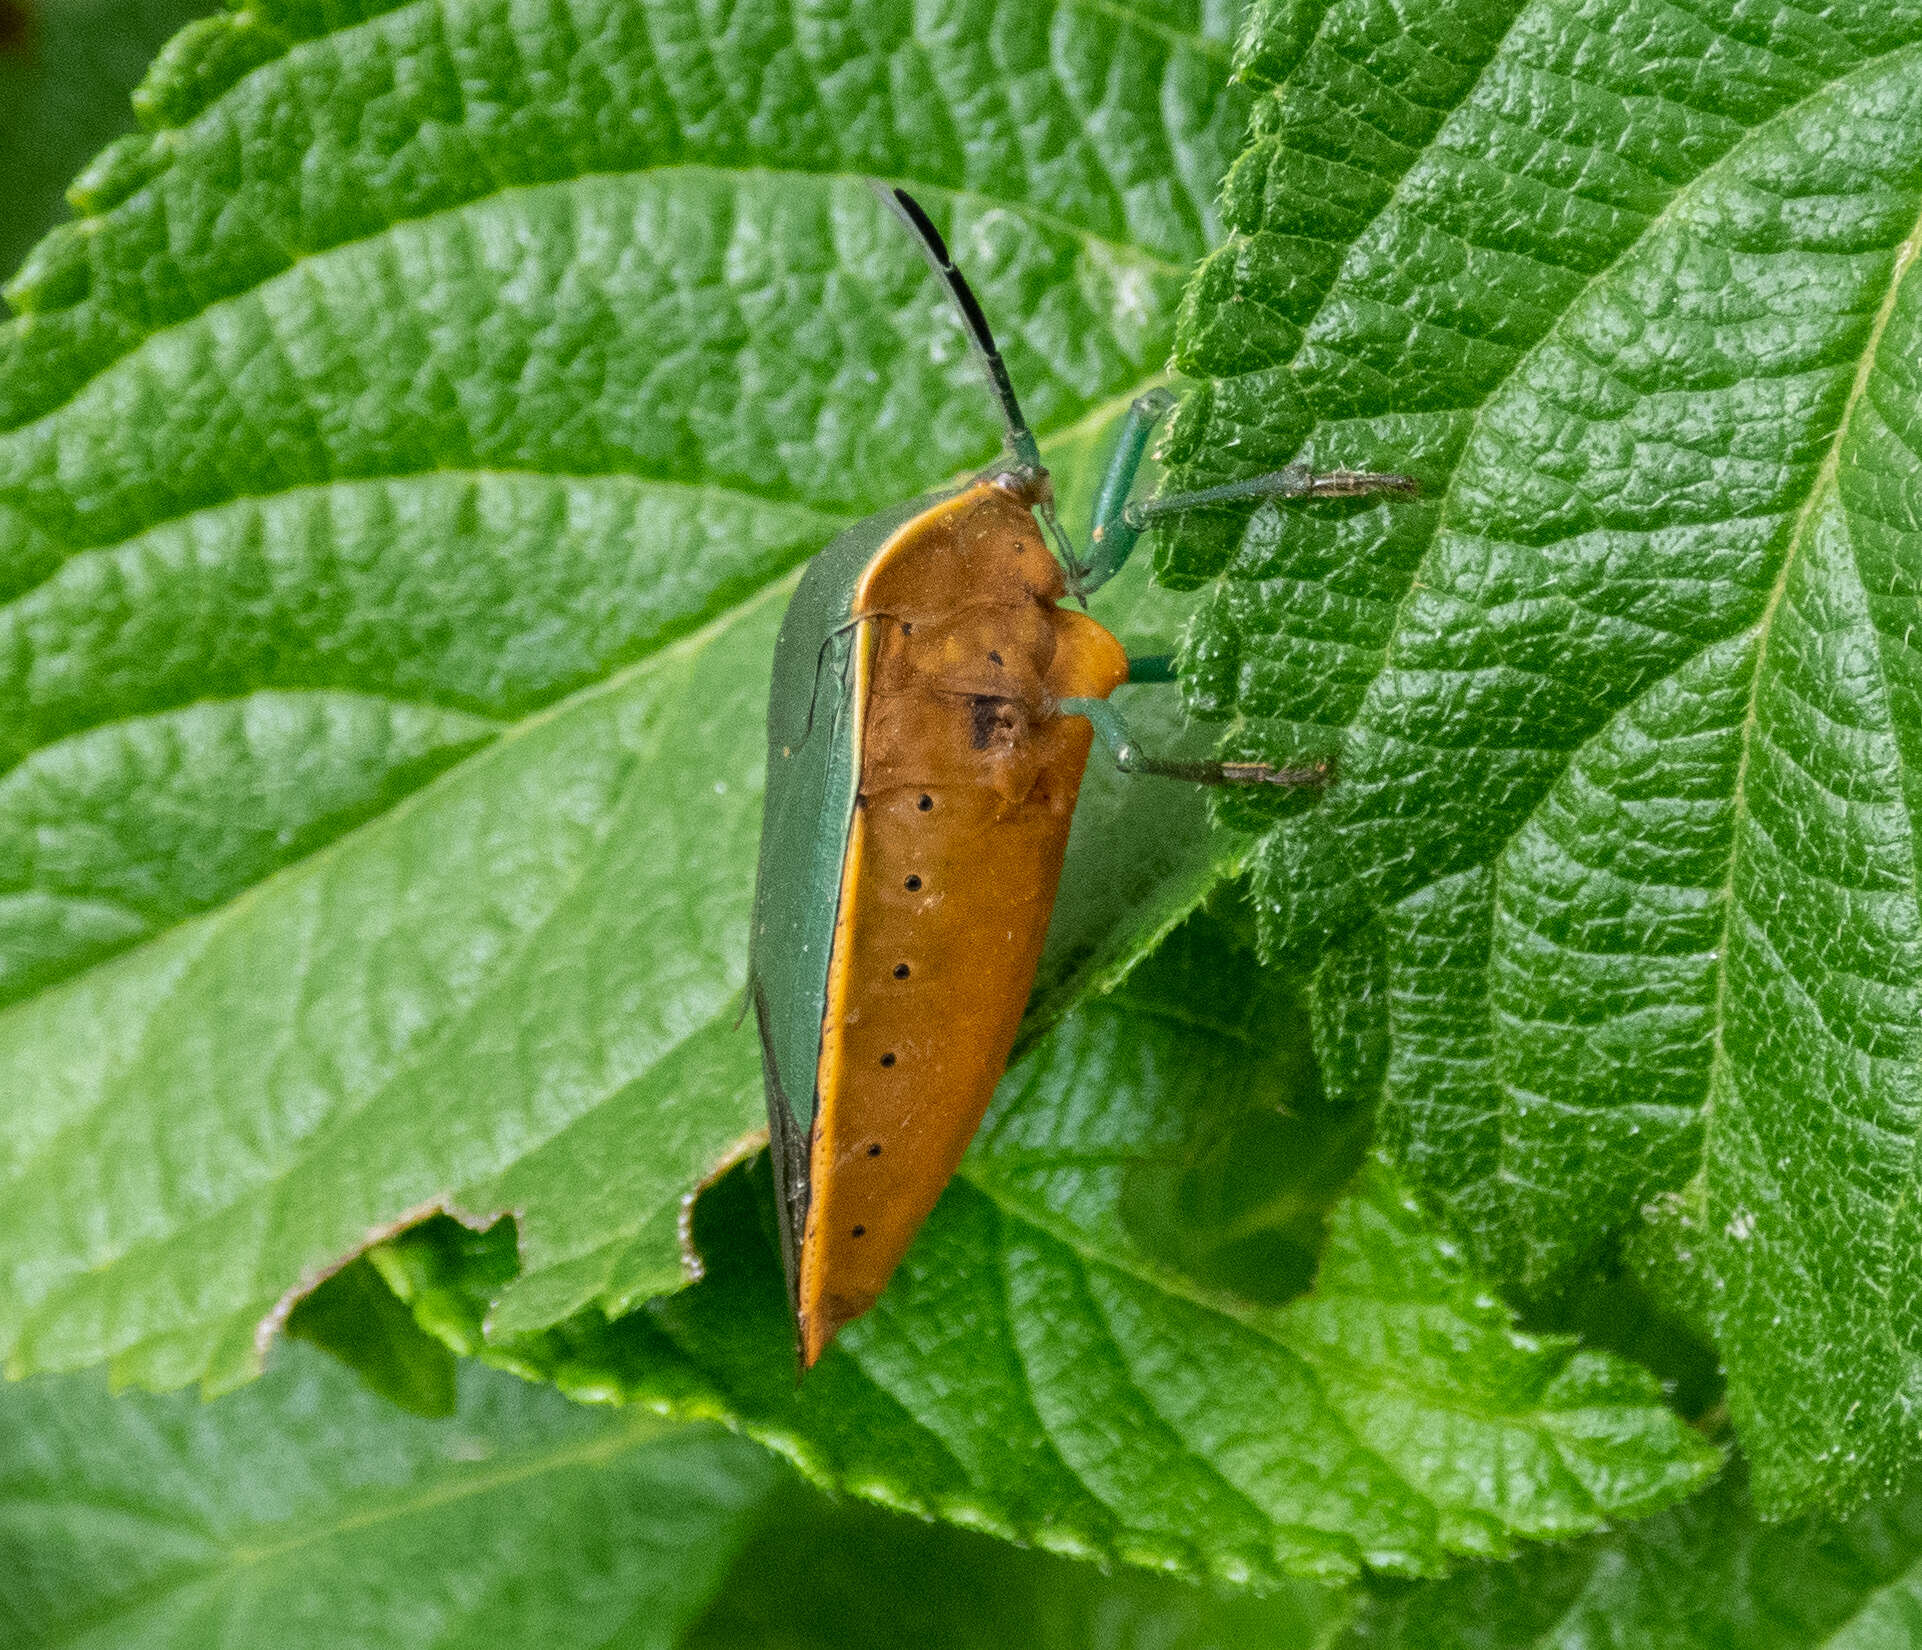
(389, 912, 1717, 1588)
(0, 0, 1244, 429)
(0, 0, 217, 282)
(1168, 0, 1922, 1508)
(0, 1333, 1351, 1650)
(0, 2, 1253, 1392)
(0, 0, 1719, 1599)
(1336, 1465, 1922, 1650)
(0, 1340, 780, 1650)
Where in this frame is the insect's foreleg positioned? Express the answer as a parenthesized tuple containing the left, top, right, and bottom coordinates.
(1077, 390, 1418, 597)
(1128, 465, 1419, 527)
(1059, 697, 1332, 789)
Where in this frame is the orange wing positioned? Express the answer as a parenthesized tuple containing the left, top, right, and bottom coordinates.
(797, 482, 1128, 1365)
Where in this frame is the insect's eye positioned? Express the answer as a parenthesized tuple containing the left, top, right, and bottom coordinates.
(905, 875, 922, 891)
(917, 794, 934, 811)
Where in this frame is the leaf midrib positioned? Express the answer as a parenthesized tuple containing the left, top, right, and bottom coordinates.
(1697, 200, 1922, 1213)
(228, 1416, 677, 1566)
(1288, 39, 1922, 1210)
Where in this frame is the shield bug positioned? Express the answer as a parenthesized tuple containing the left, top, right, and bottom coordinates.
(749, 188, 1414, 1369)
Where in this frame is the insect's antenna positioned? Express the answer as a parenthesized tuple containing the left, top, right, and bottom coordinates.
(876, 185, 1044, 479)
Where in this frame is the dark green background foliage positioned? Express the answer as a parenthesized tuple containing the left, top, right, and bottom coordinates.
(1, 0, 1920, 1643)
(0, 0, 217, 278)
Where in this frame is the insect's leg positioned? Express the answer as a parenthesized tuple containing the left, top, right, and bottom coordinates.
(1076, 389, 1179, 595)
(1128, 465, 1419, 527)
(1059, 697, 1331, 789)
(1077, 391, 1418, 597)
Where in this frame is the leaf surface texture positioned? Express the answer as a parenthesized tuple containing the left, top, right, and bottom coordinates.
(1171, 0, 1922, 1509)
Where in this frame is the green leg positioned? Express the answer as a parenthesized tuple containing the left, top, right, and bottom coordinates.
(1059, 697, 1331, 789)
(1127, 466, 1418, 528)
(1075, 390, 1178, 595)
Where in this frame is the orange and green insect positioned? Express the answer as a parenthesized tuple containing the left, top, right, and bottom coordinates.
(748, 188, 1415, 1370)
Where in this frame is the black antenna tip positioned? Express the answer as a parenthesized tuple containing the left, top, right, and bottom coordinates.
(887, 187, 953, 266)
(869, 179, 1044, 478)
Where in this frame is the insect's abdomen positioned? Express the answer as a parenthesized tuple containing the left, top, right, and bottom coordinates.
(797, 485, 1127, 1365)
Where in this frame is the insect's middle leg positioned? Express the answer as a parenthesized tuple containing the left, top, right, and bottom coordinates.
(1059, 696, 1330, 789)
